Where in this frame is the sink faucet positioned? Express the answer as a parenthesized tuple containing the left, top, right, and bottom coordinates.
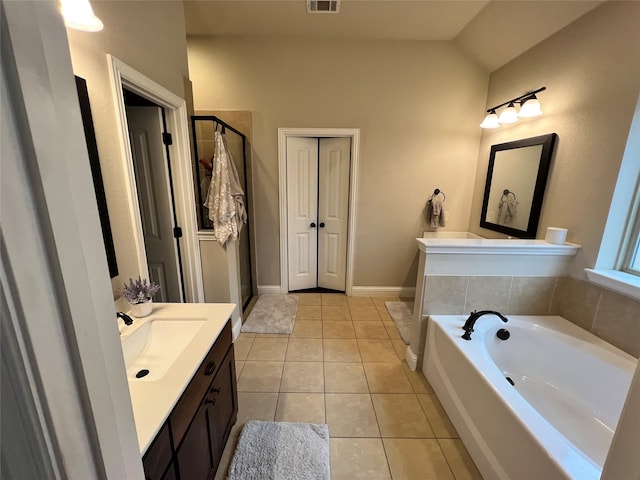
(116, 311, 134, 326)
(462, 310, 508, 340)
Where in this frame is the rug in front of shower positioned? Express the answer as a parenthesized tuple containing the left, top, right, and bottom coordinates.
(384, 301, 413, 344)
(241, 294, 299, 334)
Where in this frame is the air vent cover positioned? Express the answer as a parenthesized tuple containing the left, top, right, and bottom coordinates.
(307, 0, 340, 14)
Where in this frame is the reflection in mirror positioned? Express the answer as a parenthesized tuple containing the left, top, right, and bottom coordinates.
(480, 133, 557, 238)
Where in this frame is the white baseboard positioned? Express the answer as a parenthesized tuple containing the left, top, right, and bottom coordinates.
(350, 286, 416, 297)
(231, 314, 242, 341)
(405, 345, 418, 371)
(257, 285, 283, 295)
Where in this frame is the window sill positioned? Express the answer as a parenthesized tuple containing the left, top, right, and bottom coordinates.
(585, 269, 640, 300)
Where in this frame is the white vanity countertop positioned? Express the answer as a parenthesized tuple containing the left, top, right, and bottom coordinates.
(121, 302, 236, 454)
(416, 237, 581, 255)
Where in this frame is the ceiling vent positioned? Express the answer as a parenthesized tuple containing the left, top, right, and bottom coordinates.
(307, 0, 340, 14)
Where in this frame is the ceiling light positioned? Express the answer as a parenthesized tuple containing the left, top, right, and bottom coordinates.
(60, 0, 103, 32)
(480, 110, 500, 129)
(518, 97, 543, 117)
(498, 103, 519, 124)
(480, 87, 546, 129)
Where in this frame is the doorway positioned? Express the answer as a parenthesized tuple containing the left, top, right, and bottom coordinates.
(124, 90, 184, 302)
(278, 128, 360, 295)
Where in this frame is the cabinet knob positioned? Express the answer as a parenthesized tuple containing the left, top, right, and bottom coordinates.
(205, 398, 216, 406)
(211, 387, 221, 394)
(205, 362, 216, 375)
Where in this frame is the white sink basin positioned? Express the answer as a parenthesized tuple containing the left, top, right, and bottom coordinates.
(121, 318, 207, 381)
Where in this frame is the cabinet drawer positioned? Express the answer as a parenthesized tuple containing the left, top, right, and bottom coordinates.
(142, 422, 172, 480)
(171, 320, 232, 446)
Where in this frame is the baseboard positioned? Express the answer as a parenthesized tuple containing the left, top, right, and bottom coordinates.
(350, 286, 416, 297)
(405, 345, 418, 371)
(257, 285, 282, 295)
(231, 313, 242, 341)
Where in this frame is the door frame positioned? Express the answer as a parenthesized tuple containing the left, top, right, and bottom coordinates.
(278, 128, 360, 295)
(108, 55, 204, 302)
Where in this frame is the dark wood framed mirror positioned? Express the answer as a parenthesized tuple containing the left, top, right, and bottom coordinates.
(480, 133, 557, 239)
(75, 76, 119, 278)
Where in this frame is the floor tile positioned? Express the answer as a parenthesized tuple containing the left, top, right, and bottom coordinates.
(383, 438, 454, 480)
(363, 363, 414, 393)
(418, 394, 458, 438)
(232, 392, 278, 435)
(346, 296, 374, 307)
(358, 339, 400, 363)
(322, 305, 351, 320)
(246, 337, 288, 361)
(376, 306, 393, 322)
(322, 294, 348, 306)
(286, 338, 324, 361)
(298, 293, 322, 306)
(291, 320, 323, 338)
(384, 321, 402, 340)
(237, 332, 256, 340)
(391, 339, 407, 360)
(372, 394, 434, 437)
(349, 305, 381, 321)
(280, 362, 324, 392)
(353, 321, 389, 339)
(323, 339, 362, 362)
(233, 335, 254, 361)
(325, 394, 380, 437)
(402, 363, 434, 394)
(323, 321, 356, 338)
(254, 333, 290, 338)
(275, 393, 325, 423)
(297, 305, 322, 320)
(330, 438, 391, 479)
(236, 361, 284, 392)
(235, 360, 245, 379)
(438, 438, 483, 480)
(324, 362, 369, 393)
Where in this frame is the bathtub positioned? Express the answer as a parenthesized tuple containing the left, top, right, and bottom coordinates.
(422, 314, 637, 480)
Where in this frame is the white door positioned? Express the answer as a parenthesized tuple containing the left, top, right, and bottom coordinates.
(286, 136, 350, 291)
(126, 106, 182, 302)
(286, 137, 319, 291)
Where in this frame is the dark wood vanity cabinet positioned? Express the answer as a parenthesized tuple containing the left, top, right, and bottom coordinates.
(143, 320, 238, 480)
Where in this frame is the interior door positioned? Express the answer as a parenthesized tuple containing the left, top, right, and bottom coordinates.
(318, 137, 350, 291)
(126, 106, 182, 302)
(286, 137, 318, 291)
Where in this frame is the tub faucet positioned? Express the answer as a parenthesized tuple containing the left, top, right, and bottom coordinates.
(116, 311, 134, 326)
(462, 310, 508, 340)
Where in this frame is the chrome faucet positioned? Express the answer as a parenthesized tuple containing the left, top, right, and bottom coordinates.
(116, 311, 134, 326)
(462, 310, 508, 340)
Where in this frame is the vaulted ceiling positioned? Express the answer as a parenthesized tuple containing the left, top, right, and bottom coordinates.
(183, 0, 603, 72)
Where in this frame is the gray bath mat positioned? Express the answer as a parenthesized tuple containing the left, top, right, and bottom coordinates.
(228, 420, 330, 480)
(241, 294, 299, 334)
(384, 301, 413, 344)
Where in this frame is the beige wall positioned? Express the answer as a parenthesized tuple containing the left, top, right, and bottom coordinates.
(66, 1, 190, 296)
(188, 36, 488, 288)
(469, 1, 640, 278)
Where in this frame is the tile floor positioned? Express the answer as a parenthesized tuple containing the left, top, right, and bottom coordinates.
(216, 294, 483, 480)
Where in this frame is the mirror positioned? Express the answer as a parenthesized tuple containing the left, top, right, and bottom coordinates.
(480, 133, 557, 238)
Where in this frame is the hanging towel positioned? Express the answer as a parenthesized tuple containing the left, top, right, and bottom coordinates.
(428, 196, 446, 228)
(498, 195, 517, 224)
(205, 131, 247, 246)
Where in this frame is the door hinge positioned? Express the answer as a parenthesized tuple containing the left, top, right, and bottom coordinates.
(162, 132, 173, 146)
(173, 227, 182, 238)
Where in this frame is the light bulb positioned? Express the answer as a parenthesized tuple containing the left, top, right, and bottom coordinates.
(518, 98, 543, 117)
(60, 0, 103, 32)
(480, 111, 500, 129)
(498, 103, 518, 124)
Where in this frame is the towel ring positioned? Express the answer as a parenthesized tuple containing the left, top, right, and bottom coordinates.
(501, 189, 517, 201)
(430, 188, 445, 203)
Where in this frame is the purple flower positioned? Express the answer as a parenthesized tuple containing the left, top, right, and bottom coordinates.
(120, 276, 160, 304)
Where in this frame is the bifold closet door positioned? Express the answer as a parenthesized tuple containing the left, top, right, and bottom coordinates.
(286, 136, 350, 292)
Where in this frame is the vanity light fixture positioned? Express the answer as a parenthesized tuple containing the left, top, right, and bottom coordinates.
(60, 0, 103, 32)
(480, 87, 546, 129)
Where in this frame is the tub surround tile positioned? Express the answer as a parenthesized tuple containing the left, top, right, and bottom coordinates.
(465, 276, 511, 313)
(291, 320, 322, 338)
(275, 393, 325, 424)
(280, 362, 324, 392)
(383, 438, 454, 480)
(286, 338, 323, 361)
(363, 363, 413, 393)
(423, 276, 468, 314)
(323, 321, 356, 338)
(326, 393, 380, 437)
(330, 438, 391, 479)
(354, 321, 389, 339)
(358, 339, 401, 363)
(322, 305, 352, 320)
(372, 394, 434, 438)
(296, 305, 322, 320)
(593, 290, 640, 357)
(323, 339, 362, 362)
(246, 337, 288, 362)
(418, 394, 458, 438)
(506, 277, 556, 315)
(550, 277, 600, 331)
(236, 361, 284, 392)
(438, 438, 483, 480)
(324, 362, 369, 393)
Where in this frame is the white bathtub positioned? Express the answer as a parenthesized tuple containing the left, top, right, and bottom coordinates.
(423, 314, 637, 480)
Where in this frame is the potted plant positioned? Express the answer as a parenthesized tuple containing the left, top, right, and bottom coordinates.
(121, 276, 160, 317)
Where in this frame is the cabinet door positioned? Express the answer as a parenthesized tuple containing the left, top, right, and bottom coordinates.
(175, 403, 213, 480)
(207, 348, 238, 467)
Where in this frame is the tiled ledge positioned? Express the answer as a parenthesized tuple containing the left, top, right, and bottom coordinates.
(416, 238, 580, 256)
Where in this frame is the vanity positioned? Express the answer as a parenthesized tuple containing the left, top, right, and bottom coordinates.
(120, 303, 237, 480)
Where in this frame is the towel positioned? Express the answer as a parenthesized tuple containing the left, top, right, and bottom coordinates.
(205, 131, 247, 246)
(428, 197, 446, 228)
(498, 195, 517, 224)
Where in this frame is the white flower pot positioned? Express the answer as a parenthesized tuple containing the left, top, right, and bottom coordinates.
(131, 300, 153, 318)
